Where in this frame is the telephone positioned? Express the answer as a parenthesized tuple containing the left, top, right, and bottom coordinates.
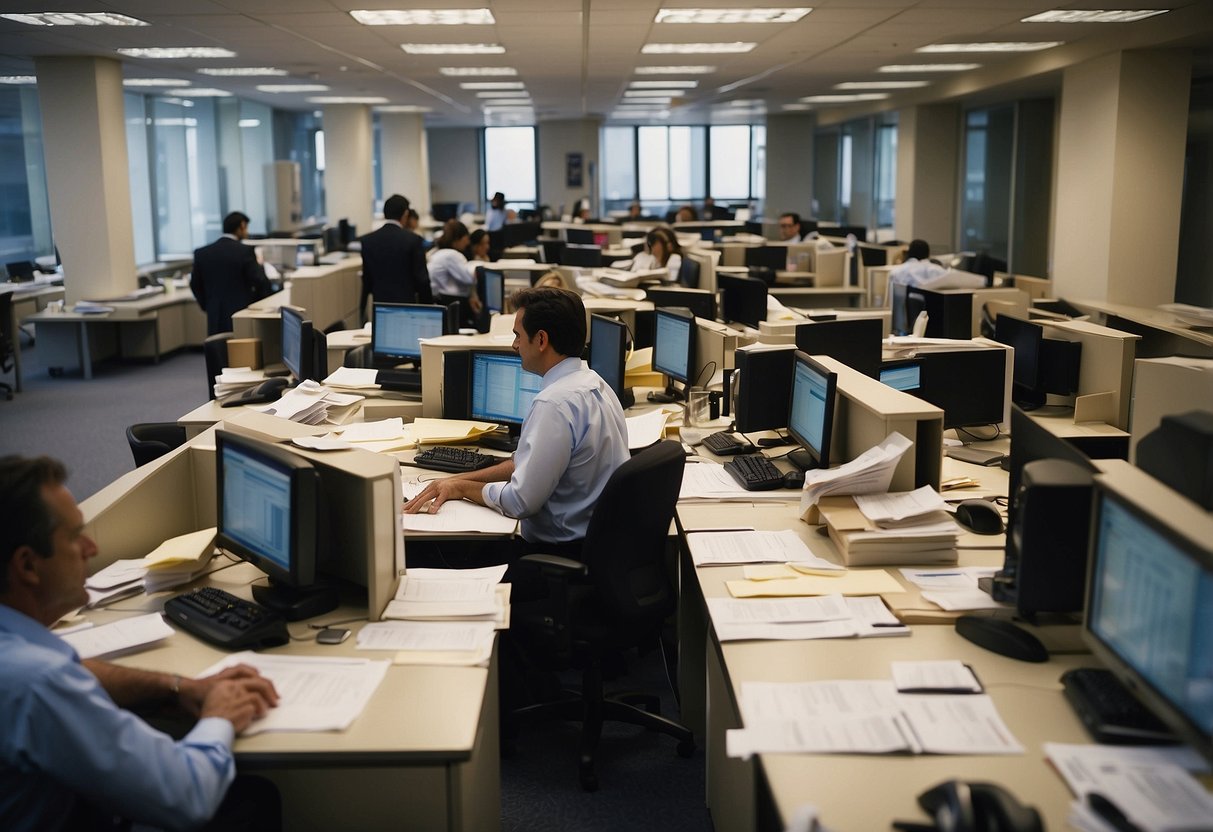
(911, 310, 929, 338)
(893, 780, 1043, 832)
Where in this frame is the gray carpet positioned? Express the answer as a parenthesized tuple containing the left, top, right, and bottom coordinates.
(0, 340, 715, 831)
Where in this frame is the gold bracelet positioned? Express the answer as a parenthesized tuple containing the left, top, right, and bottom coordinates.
(170, 674, 182, 698)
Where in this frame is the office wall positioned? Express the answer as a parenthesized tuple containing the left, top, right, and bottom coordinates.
(380, 113, 431, 219)
(1012, 99, 1055, 278)
(814, 131, 840, 221)
(764, 114, 814, 220)
(322, 104, 374, 233)
(895, 103, 960, 251)
(538, 118, 601, 214)
(427, 127, 482, 209)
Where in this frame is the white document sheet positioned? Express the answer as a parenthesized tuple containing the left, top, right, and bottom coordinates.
(60, 613, 174, 659)
(338, 418, 406, 443)
(854, 486, 953, 526)
(322, 367, 380, 389)
(400, 481, 518, 534)
(799, 432, 913, 517)
(626, 408, 670, 450)
(891, 660, 982, 693)
(687, 529, 815, 566)
(86, 558, 149, 590)
(920, 588, 1007, 611)
(200, 652, 390, 734)
(386, 568, 503, 618)
(897, 694, 1024, 754)
(357, 620, 496, 651)
(708, 594, 851, 625)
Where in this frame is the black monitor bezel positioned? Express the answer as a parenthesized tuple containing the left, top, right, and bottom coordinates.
(468, 349, 542, 431)
(589, 314, 628, 402)
(744, 245, 786, 271)
(652, 306, 697, 387)
(372, 302, 449, 364)
(280, 305, 313, 382)
(786, 350, 838, 470)
(478, 269, 506, 314)
(645, 286, 717, 322)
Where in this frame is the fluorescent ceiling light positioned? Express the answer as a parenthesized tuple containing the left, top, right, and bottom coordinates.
(256, 84, 329, 93)
(0, 75, 36, 84)
(459, 82, 524, 90)
(781, 103, 812, 110)
(309, 96, 389, 104)
(401, 43, 504, 55)
(799, 93, 889, 103)
(835, 80, 929, 90)
(238, 119, 261, 127)
(654, 7, 810, 24)
(440, 66, 517, 76)
(124, 78, 188, 87)
(622, 97, 673, 104)
(118, 47, 237, 59)
(482, 105, 533, 111)
(474, 90, 528, 97)
(198, 67, 288, 77)
(612, 110, 670, 119)
(917, 42, 1061, 53)
(376, 105, 434, 113)
(624, 89, 684, 97)
(642, 43, 755, 54)
(481, 99, 532, 106)
(2, 12, 146, 26)
(879, 63, 980, 73)
(352, 9, 495, 25)
(167, 88, 232, 97)
(1022, 9, 1169, 23)
(153, 118, 198, 127)
(635, 65, 715, 74)
(630, 80, 698, 89)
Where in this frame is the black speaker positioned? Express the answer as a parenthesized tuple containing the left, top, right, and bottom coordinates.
(442, 350, 471, 419)
(1009, 459, 1094, 619)
(1136, 410, 1213, 510)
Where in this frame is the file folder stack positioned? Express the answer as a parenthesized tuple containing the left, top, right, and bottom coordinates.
(817, 486, 960, 567)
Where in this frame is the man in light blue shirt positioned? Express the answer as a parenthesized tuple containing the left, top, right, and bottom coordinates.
(0, 455, 280, 831)
(484, 191, 507, 232)
(403, 287, 629, 547)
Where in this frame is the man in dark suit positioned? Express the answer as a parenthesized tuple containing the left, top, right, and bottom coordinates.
(190, 211, 273, 335)
(358, 194, 431, 320)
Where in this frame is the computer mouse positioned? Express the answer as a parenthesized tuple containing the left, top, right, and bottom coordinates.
(955, 615, 1049, 663)
(954, 499, 1004, 535)
(783, 470, 804, 489)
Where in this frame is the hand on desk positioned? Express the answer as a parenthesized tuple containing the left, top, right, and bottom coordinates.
(184, 664, 280, 734)
(403, 477, 485, 515)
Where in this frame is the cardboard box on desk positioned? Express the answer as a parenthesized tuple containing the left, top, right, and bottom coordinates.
(227, 338, 262, 369)
(816, 495, 958, 567)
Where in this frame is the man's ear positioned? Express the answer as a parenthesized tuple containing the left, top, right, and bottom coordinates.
(535, 329, 550, 350)
(8, 546, 43, 589)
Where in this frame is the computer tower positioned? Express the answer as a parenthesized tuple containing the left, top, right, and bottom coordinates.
(1136, 410, 1213, 510)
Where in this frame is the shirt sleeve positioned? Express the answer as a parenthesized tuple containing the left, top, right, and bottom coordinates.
(11, 662, 235, 831)
(482, 399, 571, 519)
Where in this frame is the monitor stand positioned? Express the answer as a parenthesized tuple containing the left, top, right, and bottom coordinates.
(479, 429, 519, 453)
(646, 383, 685, 405)
(786, 449, 819, 471)
(253, 580, 340, 622)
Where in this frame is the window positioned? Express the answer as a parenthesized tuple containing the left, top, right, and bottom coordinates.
(602, 126, 636, 203)
(709, 125, 750, 200)
(124, 93, 155, 265)
(960, 105, 1014, 260)
(637, 126, 670, 203)
(484, 126, 536, 207)
(0, 86, 54, 264)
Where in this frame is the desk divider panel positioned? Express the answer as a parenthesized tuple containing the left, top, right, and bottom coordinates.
(694, 318, 747, 389)
(1040, 319, 1140, 431)
(815, 354, 944, 492)
(685, 247, 719, 296)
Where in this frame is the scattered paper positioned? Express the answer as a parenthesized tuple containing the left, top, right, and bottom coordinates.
(409, 418, 499, 444)
(338, 418, 406, 443)
(86, 558, 149, 590)
(322, 367, 380, 390)
(60, 613, 175, 659)
(727, 570, 904, 598)
(686, 529, 818, 566)
(144, 527, 216, 568)
(891, 660, 982, 693)
(799, 432, 913, 519)
(626, 408, 670, 450)
(291, 435, 356, 451)
(854, 486, 952, 527)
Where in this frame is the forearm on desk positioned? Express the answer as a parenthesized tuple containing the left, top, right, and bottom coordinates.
(84, 659, 177, 708)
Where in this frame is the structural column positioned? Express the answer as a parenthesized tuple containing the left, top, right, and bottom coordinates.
(34, 56, 135, 304)
(537, 118, 601, 214)
(379, 112, 431, 219)
(1053, 49, 1191, 305)
(763, 113, 815, 220)
(894, 103, 960, 252)
(322, 104, 374, 233)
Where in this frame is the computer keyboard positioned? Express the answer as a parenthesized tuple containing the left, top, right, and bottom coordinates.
(702, 431, 756, 456)
(414, 446, 498, 474)
(163, 587, 289, 651)
(1061, 668, 1177, 745)
(723, 455, 786, 491)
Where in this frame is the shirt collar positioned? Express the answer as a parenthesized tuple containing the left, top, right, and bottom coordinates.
(222, 233, 239, 241)
(0, 604, 78, 661)
(541, 355, 582, 389)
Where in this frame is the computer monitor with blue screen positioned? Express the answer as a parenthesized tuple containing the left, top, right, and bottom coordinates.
(880, 361, 921, 392)
(651, 307, 696, 402)
(215, 430, 337, 620)
(372, 303, 448, 366)
(1082, 477, 1213, 762)
(281, 306, 315, 383)
(469, 351, 543, 435)
(478, 269, 505, 315)
(786, 351, 837, 471)
(589, 314, 632, 408)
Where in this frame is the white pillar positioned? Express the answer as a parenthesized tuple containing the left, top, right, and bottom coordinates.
(380, 112, 431, 219)
(34, 56, 135, 304)
(1053, 49, 1191, 305)
(537, 118, 601, 214)
(322, 104, 374, 233)
(894, 103, 960, 251)
(764, 113, 815, 220)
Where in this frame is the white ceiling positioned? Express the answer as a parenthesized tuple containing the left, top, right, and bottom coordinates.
(1, 1, 1211, 126)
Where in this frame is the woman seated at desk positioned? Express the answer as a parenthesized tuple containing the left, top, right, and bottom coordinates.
(428, 219, 483, 327)
(627, 226, 683, 283)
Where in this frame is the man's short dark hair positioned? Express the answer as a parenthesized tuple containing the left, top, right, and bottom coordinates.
(222, 212, 250, 235)
(383, 194, 410, 222)
(780, 212, 801, 228)
(907, 239, 930, 261)
(0, 455, 67, 591)
(510, 287, 586, 358)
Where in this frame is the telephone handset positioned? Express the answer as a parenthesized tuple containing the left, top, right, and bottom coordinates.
(892, 780, 1044, 832)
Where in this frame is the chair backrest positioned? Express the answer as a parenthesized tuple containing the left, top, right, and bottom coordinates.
(344, 342, 372, 369)
(0, 292, 14, 373)
(203, 331, 232, 400)
(677, 256, 701, 289)
(126, 422, 187, 467)
(580, 440, 685, 633)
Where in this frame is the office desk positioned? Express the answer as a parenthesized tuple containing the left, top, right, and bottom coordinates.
(5, 279, 65, 391)
(768, 285, 865, 309)
(24, 289, 206, 379)
(1072, 298, 1213, 359)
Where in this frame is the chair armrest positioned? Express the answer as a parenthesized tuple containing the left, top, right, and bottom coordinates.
(519, 553, 589, 577)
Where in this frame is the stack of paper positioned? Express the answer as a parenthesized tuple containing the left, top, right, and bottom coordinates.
(72, 301, 114, 314)
(799, 432, 913, 521)
(60, 612, 175, 659)
(686, 529, 840, 569)
(356, 620, 497, 667)
(143, 527, 217, 593)
(817, 493, 959, 567)
(899, 567, 1006, 612)
(332, 417, 413, 453)
(708, 595, 908, 641)
(626, 408, 672, 450)
(596, 267, 667, 288)
(213, 366, 267, 399)
(382, 565, 510, 625)
(255, 380, 363, 426)
(575, 274, 646, 300)
(85, 558, 150, 607)
(322, 366, 380, 391)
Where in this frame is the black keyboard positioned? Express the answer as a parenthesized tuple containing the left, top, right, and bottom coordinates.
(163, 587, 289, 651)
(702, 431, 756, 456)
(414, 446, 498, 473)
(1061, 668, 1177, 745)
(724, 455, 785, 491)
(377, 368, 421, 392)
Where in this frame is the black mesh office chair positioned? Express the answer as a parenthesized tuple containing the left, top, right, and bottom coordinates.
(126, 423, 187, 467)
(0, 292, 15, 400)
(203, 331, 232, 401)
(511, 440, 694, 790)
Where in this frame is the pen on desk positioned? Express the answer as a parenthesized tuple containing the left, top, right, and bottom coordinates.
(870, 622, 909, 628)
(915, 572, 961, 578)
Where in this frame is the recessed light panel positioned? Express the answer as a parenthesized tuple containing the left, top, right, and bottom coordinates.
(256, 84, 330, 93)
(167, 88, 232, 97)
(1022, 10, 1169, 23)
(474, 90, 528, 97)
(654, 8, 810, 24)
(118, 47, 237, 59)
(352, 9, 495, 25)
(835, 81, 929, 90)
(799, 93, 889, 103)
(238, 119, 261, 127)
(401, 43, 504, 55)
(0, 75, 36, 84)
(198, 67, 288, 77)
(459, 82, 525, 90)
(642, 43, 755, 54)
(635, 65, 716, 75)
(622, 97, 674, 105)
(124, 78, 189, 87)
(630, 80, 698, 89)
(440, 66, 518, 76)
(917, 42, 1062, 53)
(481, 99, 532, 107)
(624, 89, 685, 98)
(376, 105, 434, 113)
(878, 63, 980, 73)
(309, 96, 390, 104)
(2, 12, 147, 26)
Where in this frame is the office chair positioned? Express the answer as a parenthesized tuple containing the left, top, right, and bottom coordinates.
(126, 423, 187, 467)
(677, 257, 701, 289)
(511, 440, 694, 791)
(344, 343, 372, 369)
(0, 292, 14, 400)
(203, 332, 232, 401)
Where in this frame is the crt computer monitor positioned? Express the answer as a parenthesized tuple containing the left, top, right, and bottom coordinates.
(469, 351, 543, 434)
(744, 245, 787, 271)
(652, 306, 697, 399)
(478, 268, 505, 315)
(215, 430, 337, 620)
(794, 318, 883, 378)
(915, 348, 1007, 430)
(280, 306, 315, 383)
(562, 244, 602, 268)
(786, 351, 838, 471)
(372, 302, 448, 366)
(1083, 480, 1213, 763)
(589, 314, 630, 406)
(717, 273, 768, 328)
(994, 315, 1082, 409)
(645, 287, 716, 322)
